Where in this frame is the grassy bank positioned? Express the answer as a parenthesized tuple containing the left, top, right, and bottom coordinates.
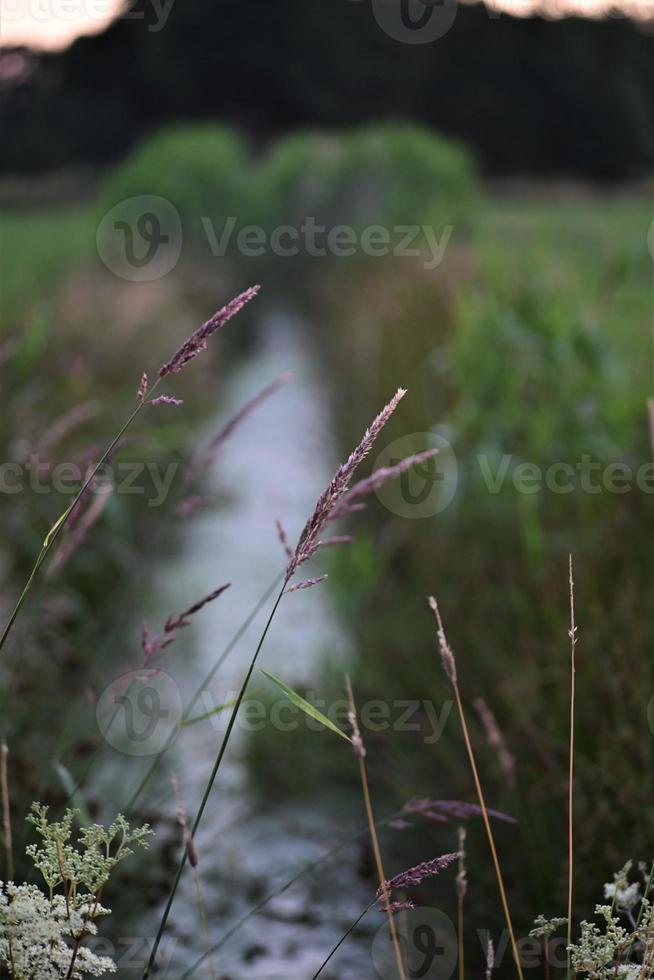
(248, 191, 653, 942)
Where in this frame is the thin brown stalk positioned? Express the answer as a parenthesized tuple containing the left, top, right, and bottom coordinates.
(345, 676, 407, 980)
(1, 740, 13, 881)
(567, 554, 577, 971)
(428, 598, 524, 980)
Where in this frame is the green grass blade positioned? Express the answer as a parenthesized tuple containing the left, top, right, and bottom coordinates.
(181, 701, 236, 728)
(260, 669, 352, 743)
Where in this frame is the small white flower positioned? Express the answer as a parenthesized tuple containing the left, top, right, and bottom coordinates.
(603, 881, 642, 913)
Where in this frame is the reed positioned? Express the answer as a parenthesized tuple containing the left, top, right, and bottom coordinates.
(142, 386, 434, 976)
(0, 287, 260, 660)
(428, 596, 524, 980)
(345, 675, 407, 980)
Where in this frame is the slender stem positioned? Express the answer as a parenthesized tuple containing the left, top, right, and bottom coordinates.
(312, 901, 375, 978)
(345, 676, 406, 980)
(458, 897, 464, 980)
(1, 740, 13, 881)
(567, 555, 577, 972)
(141, 584, 287, 978)
(453, 684, 524, 980)
(179, 805, 409, 979)
(123, 572, 284, 816)
(0, 387, 158, 658)
(357, 754, 406, 980)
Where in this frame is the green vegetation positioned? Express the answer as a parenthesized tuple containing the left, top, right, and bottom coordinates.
(261, 190, 653, 935)
(0, 208, 95, 327)
(0, 128, 651, 975)
(99, 123, 477, 246)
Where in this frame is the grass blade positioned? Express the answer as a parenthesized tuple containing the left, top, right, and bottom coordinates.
(260, 670, 352, 743)
(181, 701, 236, 728)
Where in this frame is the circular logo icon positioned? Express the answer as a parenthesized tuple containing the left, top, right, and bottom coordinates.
(96, 195, 182, 282)
(96, 669, 183, 756)
(371, 0, 458, 44)
(372, 907, 458, 979)
(373, 431, 458, 519)
(647, 694, 654, 736)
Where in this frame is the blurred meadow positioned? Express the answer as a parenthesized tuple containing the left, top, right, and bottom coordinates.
(0, 5, 653, 977)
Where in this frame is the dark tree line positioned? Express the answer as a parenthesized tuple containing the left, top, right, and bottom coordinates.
(1, 0, 653, 178)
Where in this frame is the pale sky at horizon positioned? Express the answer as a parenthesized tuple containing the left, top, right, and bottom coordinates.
(0, 0, 652, 51)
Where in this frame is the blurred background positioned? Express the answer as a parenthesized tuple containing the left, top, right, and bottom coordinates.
(0, 1, 653, 977)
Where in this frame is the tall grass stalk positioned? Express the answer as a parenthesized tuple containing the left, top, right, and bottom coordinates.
(312, 901, 375, 979)
(180, 801, 432, 979)
(122, 571, 284, 816)
(141, 584, 287, 978)
(428, 597, 524, 980)
(143, 385, 433, 976)
(567, 554, 577, 972)
(0, 395, 154, 658)
(345, 676, 407, 980)
(1, 740, 13, 881)
(0, 286, 259, 660)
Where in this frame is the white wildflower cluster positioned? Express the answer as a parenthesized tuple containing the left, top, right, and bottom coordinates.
(604, 862, 643, 914)
(549, 860, 654, 980)
(0, 803, 152, 979)
(529, 914, 567, 939)
(0, 883, 114, 978)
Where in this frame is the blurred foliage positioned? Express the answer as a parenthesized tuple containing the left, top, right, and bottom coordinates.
(0, 207, 95, 327)
(99, 122, 477, 248)
(259, 124, 478, 231)
(100, 125, 251, 232)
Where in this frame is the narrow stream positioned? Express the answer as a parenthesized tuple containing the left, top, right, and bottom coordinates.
(143, 310, 377, 979)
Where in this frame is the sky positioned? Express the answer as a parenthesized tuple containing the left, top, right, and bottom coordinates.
(0, 0, 652, 50)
